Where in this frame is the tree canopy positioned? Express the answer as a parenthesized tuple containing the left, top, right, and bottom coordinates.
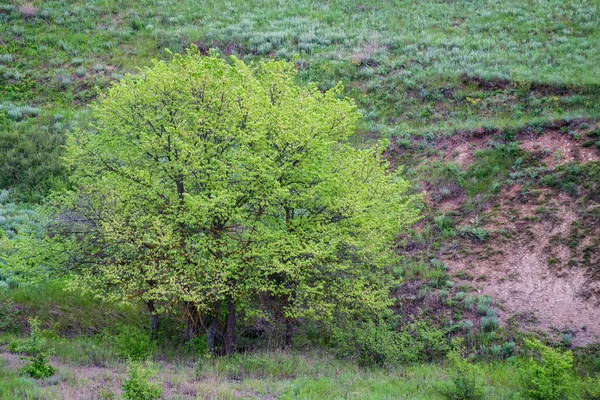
(57, 48, 421, 354)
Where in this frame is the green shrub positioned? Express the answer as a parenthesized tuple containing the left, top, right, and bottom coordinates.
(463, 296, 474, 310)
(476, 303, 488, 315)
(435, 214, 454, 230)
(111, 325, 157, 361)
(0, 294, 17, 333)
(503, 341, 516, 357)
(480, 316, 499, 332)
(20, 352, 56, 379)
(15, 318, 56, 379)
(0, 118, 67, 200)
(122, 361, 162, 400)
(581, 375, 600, 400)
(13, 318, 44, 355)
(520, 339, 574, 400)
(444, 347, 485, 399)
(330, 318, 450, 367)
(460, 226, 488, 243)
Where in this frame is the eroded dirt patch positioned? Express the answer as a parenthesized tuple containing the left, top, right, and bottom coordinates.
(444, 191, 600, 345)
(520, 129, 600, 168)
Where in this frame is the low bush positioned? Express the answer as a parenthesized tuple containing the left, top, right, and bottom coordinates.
(122, 361, 162, 400)
(444, 345, 485, 399)
(330, 318, 450, 367)
(519, 338, 574, 400)
(15, 318, 56, 379)
(20, 352, 55, 379)
(111, 325, 157, 361)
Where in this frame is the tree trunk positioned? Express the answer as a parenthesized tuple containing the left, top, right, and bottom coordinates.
(146, 300, 159, 340)
(284, 318, 295, 348)
(207, 301, 221, 354)
(186, 301, 197, 342)
(224, 295, 236, 355)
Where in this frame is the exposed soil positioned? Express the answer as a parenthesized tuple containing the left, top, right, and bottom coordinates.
(388, 120, 600, 346)
(444, 190, 600, 345)
(519, 129, 600, 168)
(435, 130, 494, 167)
(432, 121, 600, 170)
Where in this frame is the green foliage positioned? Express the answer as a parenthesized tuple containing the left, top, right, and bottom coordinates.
(0, 293, 17, 333)
(0, 359, 42, 399)
(520, 339, 575, 400)
(581, 375, 600, 400)
(459, 225, 489, 243)
(330, 318, 450, 367)
(20, 352, 55, 379)
(14, 318, 56, 379)
(12, 318, 44, 356)
(7, 280, 145, 336)
(540, 162, 599, 198)
(122, 361, 163, 400)
(187, 334, 208, 356)
(57, 49, 420, 347)
(444, 346, 485, 400)
(0, 115, 67, 200)
(111, 325, 157, 361)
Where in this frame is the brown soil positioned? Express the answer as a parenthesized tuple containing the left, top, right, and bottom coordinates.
(444, 190, 600, 345)
(519, 129, 600, 168)
(435, 130, 494, 167)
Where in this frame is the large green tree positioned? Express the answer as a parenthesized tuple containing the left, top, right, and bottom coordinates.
(58, 48, 420, 353)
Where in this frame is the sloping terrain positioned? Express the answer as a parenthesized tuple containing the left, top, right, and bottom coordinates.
(391, 120, 600, 345)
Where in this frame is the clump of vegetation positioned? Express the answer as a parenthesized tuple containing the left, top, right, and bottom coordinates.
(444, 342, 485, 400)
(16, 318, 56, 379)
(519, 339, 574, 400)
(330, 318, 450, 367)
(111, 325, 157, 361)
(55, 49, 421, 354)
(122, 361, 162, 400)
(0, 0, 599, 396)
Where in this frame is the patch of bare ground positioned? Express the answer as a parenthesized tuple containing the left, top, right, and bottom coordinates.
(519, 128, 600, 168)
(436, 128, 495, 167)
(388, 119, 600, 171)
(444, 189, 600, 345)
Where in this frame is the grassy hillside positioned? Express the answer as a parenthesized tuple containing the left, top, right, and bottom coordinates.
(1, 0, 599, 398)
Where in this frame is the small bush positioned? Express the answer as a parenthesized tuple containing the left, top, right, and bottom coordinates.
(111, 325, 157, 361)
(476, 303, 489, 315)
(122, 361, 162, 400)
(503, 341, 516, 357)
(463, 296, 474, 310)
(444, 347, 485, 399)
(519, 339, 574, 400)
(463, 320, 473, 333)
(16, 318, 56, 379)
(330, 318, 450, 367)
(0, 294, 17, 333)
(13, 318, 44, 355)
(480, 316, 499, 332)
(581, 375, 600, 400)
(435, 214, 454, 230)
(20, 352, 56, 379)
